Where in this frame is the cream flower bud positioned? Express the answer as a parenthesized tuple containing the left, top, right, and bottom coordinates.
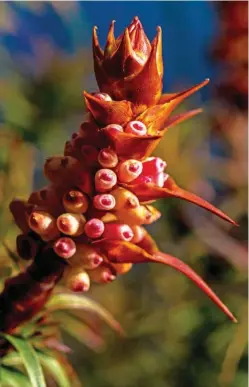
(57, 213, 86, 236)
(63, 190, 89, 214)
(95, 169, 117, 192)
(117, 159, 143, 183)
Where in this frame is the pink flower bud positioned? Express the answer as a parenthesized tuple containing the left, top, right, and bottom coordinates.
(133, 158, 167, 187)
(93, 194, 116, 211)
(95, 169, 117, 192)
(103, 224, 134, 241)
(103, 124, 124, 133)
(63, 190, 89, 214)
(65, 268, 90, 292)
(135, 172, 163, 188)
(125, 120, 147, 136)
(142, 157, 166, 174)
(98, 148, 119, 168)
(57, 213, 86, 236)
(84, 218, 105, 239)
(93, 92, 112, 101)
(53, 237, 76, 259)
(117, 159, 143, 183)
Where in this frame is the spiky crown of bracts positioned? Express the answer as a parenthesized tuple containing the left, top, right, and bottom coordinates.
(4, 17, 237, 333)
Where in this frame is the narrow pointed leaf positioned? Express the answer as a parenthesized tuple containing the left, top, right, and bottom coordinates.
(137, 79, 208, 135)
(162, 108, 203, 131)
(46, 293, 124, 336)
(152, 252, 237, 323)
(54, 311, 105, 352)
(159, 78, 210, 104)
(137, 228, 159, 254)
(125, 176, 237, 225)
(104, 243, 237, 322)
(0, 334, 46, 387)
(0, 365, 32, 387)
(163, 177, 238, 225)
(37, 351, 71, 387)
(100, 240, 153, 263)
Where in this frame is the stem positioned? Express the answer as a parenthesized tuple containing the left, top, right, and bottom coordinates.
(0, 249, 66, 357)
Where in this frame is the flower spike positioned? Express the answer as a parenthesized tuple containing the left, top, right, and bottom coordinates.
(2, 17, 237, 337)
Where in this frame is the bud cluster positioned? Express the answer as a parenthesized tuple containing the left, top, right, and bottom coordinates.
(8, 17, 236, 322)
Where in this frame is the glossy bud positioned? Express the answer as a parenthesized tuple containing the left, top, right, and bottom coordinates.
(63, 190, 89, 214)
(28, 211, 58, 238)
(93, 194, 116, 211)
(111, 187, 140, 209)
(103, 223, 134, 241)
(84, 218, 105, 239)
(70, 243, 103, 269)
(103, 124, 124, 133)
(117, 159, 143, 183)
(53, 237, 76, 259)
(98, 148, 119, 168)
(88, 264, 116, 283)
(125, 120, 147, 136)
(65, 267, 90, 292)
(57, 213, 86, 236)
(95, 169, 117, 192)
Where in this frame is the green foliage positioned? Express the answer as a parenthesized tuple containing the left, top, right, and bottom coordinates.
(0, 365, 32, 387)
(47, 293, 124, 337)
(0, 334, 46, 387)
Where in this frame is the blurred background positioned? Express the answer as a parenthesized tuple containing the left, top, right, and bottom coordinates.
(0, 2, 247, 387)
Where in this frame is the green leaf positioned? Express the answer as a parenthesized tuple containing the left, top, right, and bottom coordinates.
(37, 351, 71, 387)
(0, 365, 32, 387)
(55, 311, 105, 352)
(47, 293, 124, 336)
(0, 334, 46, 387)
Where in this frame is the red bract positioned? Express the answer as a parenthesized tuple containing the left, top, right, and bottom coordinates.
(2, 17, 238, 335)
